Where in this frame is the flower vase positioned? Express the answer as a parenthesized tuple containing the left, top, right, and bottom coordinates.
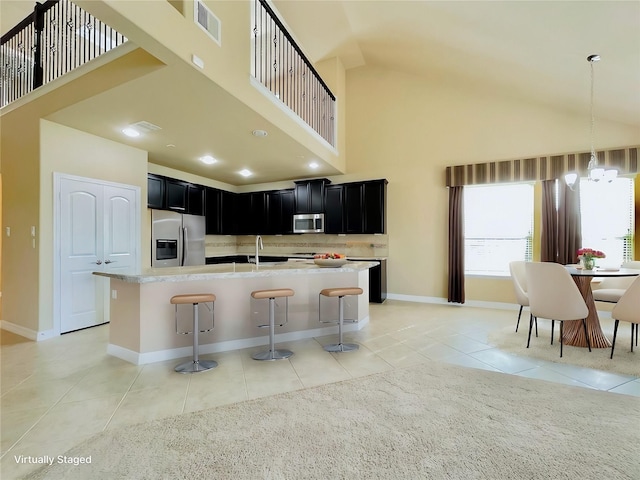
(582, 257, 596, 270)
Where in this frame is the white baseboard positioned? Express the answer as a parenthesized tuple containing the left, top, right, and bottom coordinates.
(0, 320, 57, 341)
(387, 294, 615, 317)
(108, 317, 369, 365)
(386, 293, 518, 311)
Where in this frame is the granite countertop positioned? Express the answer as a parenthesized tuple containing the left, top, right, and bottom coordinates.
(94, 259, 379, 284)
(206, 253, 388, 260)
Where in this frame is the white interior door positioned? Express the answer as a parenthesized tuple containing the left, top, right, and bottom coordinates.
(59, 176, 139, 333)
(104, 186, 137, 273)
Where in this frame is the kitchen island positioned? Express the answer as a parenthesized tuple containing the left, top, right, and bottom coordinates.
(94, 259, 377, 365)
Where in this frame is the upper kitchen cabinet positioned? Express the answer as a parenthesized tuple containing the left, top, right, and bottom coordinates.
(147, 174, 205, 215)
(294, 179, 329, 214)
(363, 180, 387, 234)
(344, 179, 388, 234)
(187, 183, 205, 216)
(267, 189, 295, 234)
(147, 174, 165, 210)
(207, 187, 237, 235)
(205, 187, 221, 234)
(219, 190, 236, 234)
(165, 178, 189, 212)
(324, 184, 345, 234)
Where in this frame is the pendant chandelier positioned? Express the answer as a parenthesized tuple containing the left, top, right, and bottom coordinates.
(564, 55, 617, 189)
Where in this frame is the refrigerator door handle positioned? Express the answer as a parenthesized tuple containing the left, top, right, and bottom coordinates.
(181, 226, 188, 266)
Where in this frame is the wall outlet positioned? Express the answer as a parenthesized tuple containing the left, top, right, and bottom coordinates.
(5, 227, 10, 237)
(111, 290, 118, 300)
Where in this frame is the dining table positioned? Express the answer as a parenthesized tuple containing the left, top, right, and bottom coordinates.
(564, 266, 639, 348)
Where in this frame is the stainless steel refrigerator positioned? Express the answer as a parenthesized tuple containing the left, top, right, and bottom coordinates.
(151, 210, 206, 267)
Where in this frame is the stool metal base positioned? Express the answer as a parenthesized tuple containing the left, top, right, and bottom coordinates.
(174, 359, 218, 374)
(252, 349, 294, 361)
(323, 343, 359, 353)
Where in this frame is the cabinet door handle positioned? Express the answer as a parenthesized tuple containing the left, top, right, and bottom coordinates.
(94, 260, 103, 265)
(104, 260, 115, 264)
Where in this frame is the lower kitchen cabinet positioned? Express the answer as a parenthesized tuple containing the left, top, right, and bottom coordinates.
(367, 258, 387, 303)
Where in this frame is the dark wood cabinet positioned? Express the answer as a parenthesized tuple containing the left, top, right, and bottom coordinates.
(268, 189, 295, 234)
(363, 180, 387, 234)
(187, 184, 205, 215)
(148, 174, 205, 215)
(324, 184, 345, 234)
(344, 183, 364, 233)
(206, 187, 238, 235)
(205, 187, 221, 234)
(368, 258, 387, 303)
(250, 192, 268, 234)
(343, 179, 387, 234)
(294, 179, 328, 214)
(219, 190, 236, 235)
(147, 174, 165, 209)
(165, 178, 189, 212)
(152, 174, 386, 236)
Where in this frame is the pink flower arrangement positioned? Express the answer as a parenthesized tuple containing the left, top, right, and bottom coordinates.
(577, 248, 606, 260)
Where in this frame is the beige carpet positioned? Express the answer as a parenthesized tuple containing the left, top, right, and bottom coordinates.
(27, 361, 639, 480)
(489, 316, 639, 377)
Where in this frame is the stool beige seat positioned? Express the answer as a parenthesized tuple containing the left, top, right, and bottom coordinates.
(171, 293, 217, 374)
(319, 287, 363, 352)
(251, 288, 295, 361)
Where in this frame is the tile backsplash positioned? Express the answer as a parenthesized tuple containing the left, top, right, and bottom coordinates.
(206, 234, 388, 258)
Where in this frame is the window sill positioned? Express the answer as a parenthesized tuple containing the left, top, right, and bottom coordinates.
(465, 272, 510, 279)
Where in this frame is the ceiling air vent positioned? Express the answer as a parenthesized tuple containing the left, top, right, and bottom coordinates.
(194, 0, 221, 45)
(130, 121, 162, 133)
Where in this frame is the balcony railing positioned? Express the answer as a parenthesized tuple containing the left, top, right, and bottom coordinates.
(1, 0, 127, 108)
(252, 0, 336, 147)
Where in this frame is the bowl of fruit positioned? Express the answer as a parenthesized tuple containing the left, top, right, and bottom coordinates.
(313, 253, 348, 268)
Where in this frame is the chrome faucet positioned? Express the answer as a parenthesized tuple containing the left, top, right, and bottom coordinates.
(255, 235, 263, 269)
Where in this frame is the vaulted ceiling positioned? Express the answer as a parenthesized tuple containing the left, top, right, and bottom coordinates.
(2, 1, 638, 185)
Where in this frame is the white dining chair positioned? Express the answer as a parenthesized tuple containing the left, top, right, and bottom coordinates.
(610, 275, 640, 359)
(525, 262, 591, 357)
(508, 261, 536, 335)
(592, 261, 640, 303)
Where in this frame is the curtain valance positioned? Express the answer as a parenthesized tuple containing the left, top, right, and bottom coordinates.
(445, 146, 638, 187)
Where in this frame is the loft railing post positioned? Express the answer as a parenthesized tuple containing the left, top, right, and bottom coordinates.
(32, 2, 46, 90)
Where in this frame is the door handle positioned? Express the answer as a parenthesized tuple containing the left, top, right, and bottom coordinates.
(94, 260, 103, 265)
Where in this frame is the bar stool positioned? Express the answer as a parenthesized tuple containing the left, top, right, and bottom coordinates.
(171, 293, 217, 374)
(251, 288, 295, 361)
(319, 287, 363, 352)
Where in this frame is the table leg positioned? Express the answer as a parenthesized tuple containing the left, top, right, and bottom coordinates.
(565, 276, 611, 348)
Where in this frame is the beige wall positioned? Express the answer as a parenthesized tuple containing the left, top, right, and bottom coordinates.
(344, 65, 640, 303)
(36, 120, 148, 331)
(0, 111, 41, 330)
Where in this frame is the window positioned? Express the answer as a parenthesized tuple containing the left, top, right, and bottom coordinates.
(464, 183, 534, 275)
(579, 176, 635, 266)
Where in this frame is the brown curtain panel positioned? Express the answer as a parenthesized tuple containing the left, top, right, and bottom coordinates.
(448, 186, 465, 303)
(557, 180, 582, 264)
(540, 179, 582, 264)
(540, 180, 558, 262)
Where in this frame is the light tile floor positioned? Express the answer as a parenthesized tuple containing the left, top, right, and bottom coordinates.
(1, 301, 638, 478)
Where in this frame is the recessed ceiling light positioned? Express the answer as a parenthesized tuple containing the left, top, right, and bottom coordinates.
(166, 144, 176, 148)
(252, 129, 268, 137)
(309, 162, 319, 169)
(239, 169, 252, 177)
(122, 127, 140, 138)
(200, 155, 217, 165)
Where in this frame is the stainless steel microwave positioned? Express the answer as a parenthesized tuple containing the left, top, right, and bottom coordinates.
(293, 213, 324, 233)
